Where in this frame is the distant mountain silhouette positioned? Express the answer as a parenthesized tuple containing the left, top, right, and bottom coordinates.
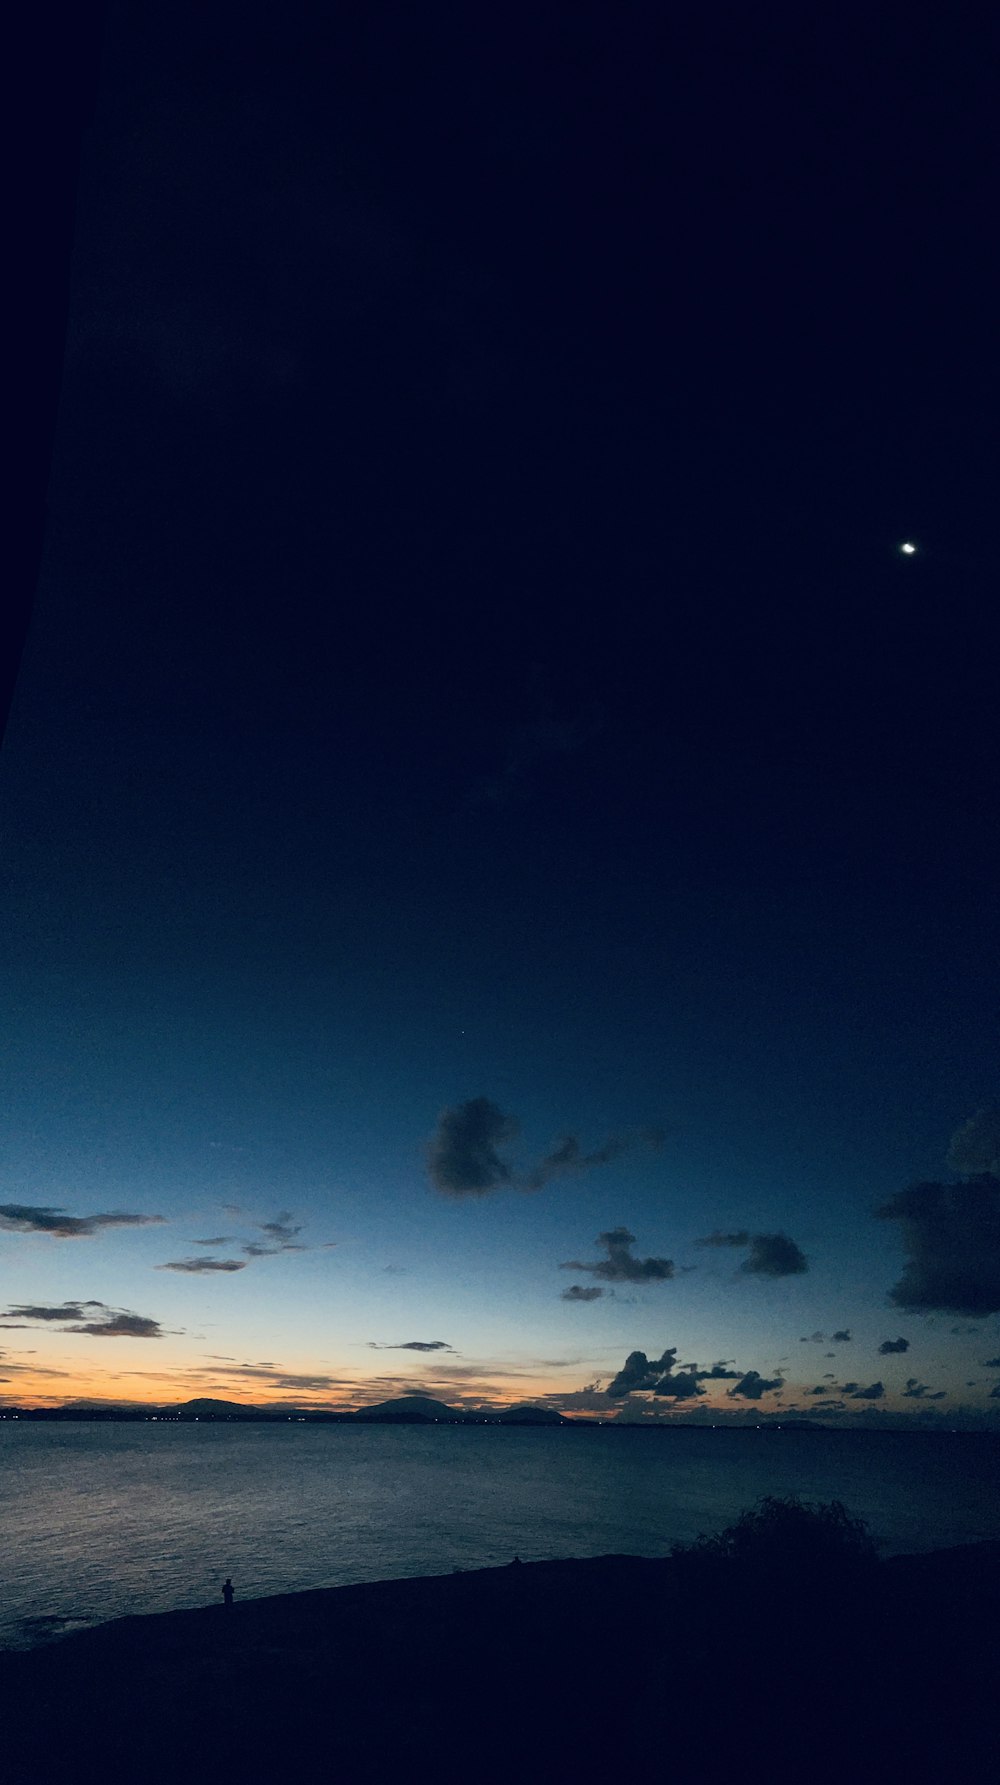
(5, 1394, 576, 1425)
(348, 1397, 572, 1424)
(494, 1405, 566, 1424)
(347, 1395, 456, 1422)
(170, 1399, 265, 1420)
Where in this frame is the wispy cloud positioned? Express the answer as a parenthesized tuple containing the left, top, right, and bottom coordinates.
(158, 1258, 248, 1274)
(523, 1135, 629, 1192)
(366, 1340, 455, 1352)
(0, 1205, 164, 1239)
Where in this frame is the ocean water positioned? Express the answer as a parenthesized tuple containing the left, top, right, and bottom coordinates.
(2, 1422, 998, 1649)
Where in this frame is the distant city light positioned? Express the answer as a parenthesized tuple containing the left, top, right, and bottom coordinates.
(899, 541, 917, 555)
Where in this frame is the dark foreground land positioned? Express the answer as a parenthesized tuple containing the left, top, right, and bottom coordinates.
(2, 1542, 997, 1784)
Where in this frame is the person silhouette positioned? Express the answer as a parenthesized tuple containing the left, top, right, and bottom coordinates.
(221, 1577, 234, 1608)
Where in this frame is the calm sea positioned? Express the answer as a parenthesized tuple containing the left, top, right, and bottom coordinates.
(2, 1422, 998, 1649)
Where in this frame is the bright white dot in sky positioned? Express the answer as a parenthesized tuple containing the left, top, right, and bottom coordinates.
(899, 541, 917, 555)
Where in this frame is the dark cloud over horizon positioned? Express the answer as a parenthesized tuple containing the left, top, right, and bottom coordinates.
(366, 1340, 455, 1352)
(878, 1337, 910, 1354)
(876, 1178, 1000, 1314)
(727, 1370, 784, 1400)
(608, 1348, 745, 1402)
(560, 1285, 605, 1302)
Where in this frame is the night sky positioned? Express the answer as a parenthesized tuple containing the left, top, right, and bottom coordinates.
(3, 3, 999, 1421)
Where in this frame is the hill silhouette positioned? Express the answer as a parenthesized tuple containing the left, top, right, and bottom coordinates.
(346, 1395, 456, 1422)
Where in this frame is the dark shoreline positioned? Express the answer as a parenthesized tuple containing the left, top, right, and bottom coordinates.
(4, 1542, 997, 1784)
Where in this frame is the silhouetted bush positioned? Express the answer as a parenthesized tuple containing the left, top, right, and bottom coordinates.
(671, 1495, 879, 1597)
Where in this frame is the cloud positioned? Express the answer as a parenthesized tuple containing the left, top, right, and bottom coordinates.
(427, 1098, 649, 1197)
(876, 1178, 1000, 1314)
(242, 1211, 309, 1258)
(832, 1330, 852, 1343)
(653, 1370, 703, 1401)
(218, 1364, 344, 1392)
(260, 1214, 303, 1247)
(0, 1205, 164, 1238)
(561, 1228, 674, 1284)
(534, 1384, 615, 1416)
(878, 1336, 910, 1354)
(727, 1370, 784, 1400)
(606, 1348, 743, 1402)
(800, 1331, 827, 1342)
(2, 1301, 166, 1339)
(696, 1229, 807, 1276)
(367, 1340, 455, 1352)
(1, 1302, 105, 1322)
(740, 1233, 808, 1277)
(947, 1106, 1000, 1177)
(981, 1356, 1000, 1368)
(523, 1134, 629, 1191)
(561, 1285, 605, 1302)
(158, 1258, 248, 1273)
(850, 1381, 885, 1401)
(194, 1236, 234, 1247)
(607, 1348, 678, 1399)
(428, 1098, 516, 1196)
(67, 1313, 164, 1339)
(903, 1378, 946, 1400)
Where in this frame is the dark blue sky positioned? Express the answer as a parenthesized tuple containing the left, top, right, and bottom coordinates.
(2, 3, 998, 1417)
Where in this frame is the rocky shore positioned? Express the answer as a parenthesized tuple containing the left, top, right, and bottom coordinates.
(3, 1541, 997, 1784)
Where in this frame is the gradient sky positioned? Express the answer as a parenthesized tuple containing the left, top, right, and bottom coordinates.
(2, 4, 999, 1421)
